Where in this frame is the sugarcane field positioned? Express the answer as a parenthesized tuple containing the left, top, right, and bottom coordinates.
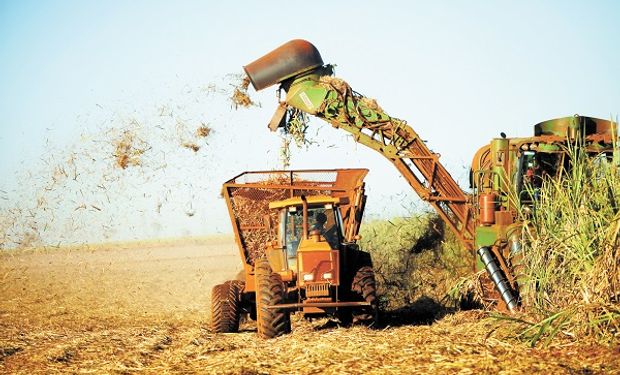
(1, 2, 619, 374)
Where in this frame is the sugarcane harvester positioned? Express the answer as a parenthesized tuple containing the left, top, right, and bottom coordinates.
(242, 40, 617, 311)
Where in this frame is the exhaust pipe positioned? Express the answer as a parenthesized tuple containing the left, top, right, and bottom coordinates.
(477, 247, 518, 311)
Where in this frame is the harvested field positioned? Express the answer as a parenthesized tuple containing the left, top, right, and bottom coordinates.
(1, 236, 618, 374)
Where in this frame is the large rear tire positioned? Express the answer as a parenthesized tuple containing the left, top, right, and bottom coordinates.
(210, 280, 242, 333)
(351, 266, 379, 326)
(255, 257, 291, 338)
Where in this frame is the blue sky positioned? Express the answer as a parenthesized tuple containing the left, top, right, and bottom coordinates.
(1, 1, 619, 245)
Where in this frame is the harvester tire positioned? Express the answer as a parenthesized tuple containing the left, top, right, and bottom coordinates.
(351, 266, 378, 326)
(255, 258, 291, 338)
(210, 280, 242, 333)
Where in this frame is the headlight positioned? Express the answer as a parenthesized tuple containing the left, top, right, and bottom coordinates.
(322, 272, 332, 280)
(303, 273, 314, 281)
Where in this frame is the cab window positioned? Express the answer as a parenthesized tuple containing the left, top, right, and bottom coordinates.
(308, 206, 341, 248)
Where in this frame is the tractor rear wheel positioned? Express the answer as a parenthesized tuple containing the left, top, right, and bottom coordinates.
(210, 280, 242, 333)
(351, 266, 379, 326)
(254, 257, 291, 338)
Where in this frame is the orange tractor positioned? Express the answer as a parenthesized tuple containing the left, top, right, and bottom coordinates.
(211, 169, 378, 338)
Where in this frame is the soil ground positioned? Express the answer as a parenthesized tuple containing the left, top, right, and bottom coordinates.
(1, 237, 618, 374)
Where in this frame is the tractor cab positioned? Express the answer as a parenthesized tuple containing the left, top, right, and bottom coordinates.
(261, 193, 376, 318)
(266, 195, 346, 278)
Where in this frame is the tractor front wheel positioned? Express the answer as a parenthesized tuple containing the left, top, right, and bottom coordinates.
(351, 266, 379, 326)
(254, 257, 291, 338)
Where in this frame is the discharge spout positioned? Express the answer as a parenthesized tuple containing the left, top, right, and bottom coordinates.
(243, 39, 323, 91)
(242, 39, 476, 251)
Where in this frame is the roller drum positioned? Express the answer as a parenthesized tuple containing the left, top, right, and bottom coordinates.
(478, 247, 518, 311)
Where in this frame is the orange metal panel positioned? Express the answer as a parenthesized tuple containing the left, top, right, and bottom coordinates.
(297, 250, 339, 286)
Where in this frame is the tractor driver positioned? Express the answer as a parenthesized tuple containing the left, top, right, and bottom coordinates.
(311, 211, 339, 248)
(312, 212, 327, 233)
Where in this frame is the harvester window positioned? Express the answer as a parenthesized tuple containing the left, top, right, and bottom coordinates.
(516, 152, 542, 203)
(516, 151, 565, 202)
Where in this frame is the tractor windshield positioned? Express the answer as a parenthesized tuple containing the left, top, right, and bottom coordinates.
(308, 206, 342, 248)
(279, 205, 343, 267)
(281, 208, 303, 266)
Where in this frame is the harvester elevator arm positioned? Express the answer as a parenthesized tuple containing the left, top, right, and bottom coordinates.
(244, 40, 475, 250)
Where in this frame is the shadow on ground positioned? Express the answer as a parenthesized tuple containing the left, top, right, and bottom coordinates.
(307, 293, 483, 332)
(380, 293, 483, 328)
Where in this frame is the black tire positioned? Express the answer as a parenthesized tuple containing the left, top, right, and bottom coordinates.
(210, 280, 241, 333)
(351, 266, 378, 326)
(233, 272, 254, 320)
(231, 280, 248, 324)
(336, 308, 353, 326)
(249, 304, 257, 321)
(254, 257, 291, 338)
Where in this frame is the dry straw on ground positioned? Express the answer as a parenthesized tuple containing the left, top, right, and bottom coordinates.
(2, 268, 618, 375)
